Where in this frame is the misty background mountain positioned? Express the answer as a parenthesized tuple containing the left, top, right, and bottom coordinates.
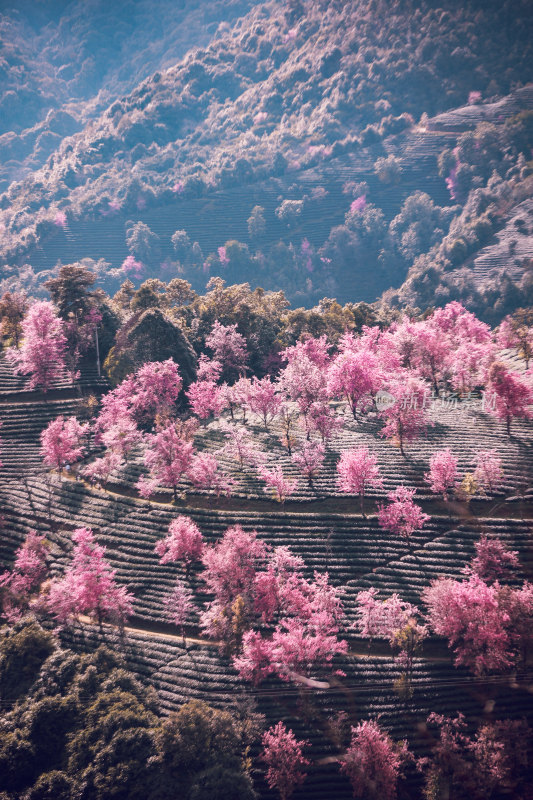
(0, 0, 532, 322)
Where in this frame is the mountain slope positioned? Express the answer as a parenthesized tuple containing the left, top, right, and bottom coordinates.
(0, 0, 532, 316)
(0, 0, 260, 188)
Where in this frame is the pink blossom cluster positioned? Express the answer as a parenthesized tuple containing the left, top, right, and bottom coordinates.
(341, 720, 410, 800)
(378, 486, 430, 541)
(157, 522, 348, 684)
(355, 587, 419, 639)
(47, 527, 133, 627)
(121, 254, 144, 278)
(0, 531, 48, 621)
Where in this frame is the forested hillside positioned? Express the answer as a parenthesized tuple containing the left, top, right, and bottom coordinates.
(1, 0, 532, 318)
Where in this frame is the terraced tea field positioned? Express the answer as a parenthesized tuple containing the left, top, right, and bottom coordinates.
(1, 361, 532, 798)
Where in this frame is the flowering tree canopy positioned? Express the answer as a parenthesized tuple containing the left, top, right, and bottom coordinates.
(485, 362, 533, 434)
(164, 578, 195, 640)
(206, 320, 248, 379)
(379, 376, 430, 455)
(155, 516, 204, 573)
(291, 440, 325, 485)
(327, 342, 381, 419)
(247, 376, 281, 428)
(259, 465, 299, 503)
(378, 486, 430, 542)
(355, 588, 420, 639)
(340, 720, 410, 800)
(40, 416, 89, 472)
(473, 449, 504, 493)
(47, 527, 133, 627)
(0, 530, 48, 621)
(337, 446, 382, 515)
(261, 722, 309, 800)
(423, 574, 515, 674)
(425, 448, 459, 499)
(137, 422, 194, 500)
(9, 301, 66, 391)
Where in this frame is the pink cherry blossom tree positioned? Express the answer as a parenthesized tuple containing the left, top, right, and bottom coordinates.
(47, 527, 133, 628)
(155, 516, 204, 576)
(220, 422, 264, 470)
(164, 578, 195, 644)
(222, 377, 251, 423)
(411, 321, 452, 393)
(423, 574, 514, 675)
(450, 340, 494, 394)
(100, 415, 141, 460)
(278, 403, 299, 455)
(473, 450, 504, 493)
(279, 359, 328, 434)
(502, 581, 533, 663)
(266, 611, 347, 679)
(418, 713, 524, 800)
(137, 422, 194, 501)
(187, 452, 234, 496)
(187, 378, 225, 419)
(291, 440, 325, 486)
(283, 335, 330, 369)
(378, 486, 430, 543)
(431, 302, 491, 347)
(425, 448, 459, 500)
(232, 630, 275, 683)
(196, 354, 223, 382)
(252, 546, 306, 623)
(278, 340, 329, 435)
(340, 720, 410, 800)
(336, 446, 383, 516)
(382, 318, 418, 371)
(82, 451, 122, 489)
(379, 376, 430, 456)
(355, 588, 419, 640)
(201, 525, 266, 607)
(200, 525, 267, 649)
(261, 722, 309, 800)
(95, 360, 182, 431)
(8, 300, 67, 391)
(94, 391, 133, 441)
(0, 530, 48, 621)
(467, 535, 519, 584)
(307, 401, 341, 443)
(485, 362, 533, 434)
(206, 320, 248, 379)
(234, 569, 347, 683)
(327, 345, 381, 419)
(258, 465, 299, 504)
(124, 359, 182, 424)
(247, 376, 281, 428)
(40, 416, 89, 472)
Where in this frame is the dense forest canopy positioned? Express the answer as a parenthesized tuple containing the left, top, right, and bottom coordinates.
(0, 0, 532, 319)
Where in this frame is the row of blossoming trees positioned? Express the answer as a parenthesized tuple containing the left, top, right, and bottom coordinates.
(2, 520, 533, 798)
(4, 515, 532, 682)
(34, 301, 532, 510)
